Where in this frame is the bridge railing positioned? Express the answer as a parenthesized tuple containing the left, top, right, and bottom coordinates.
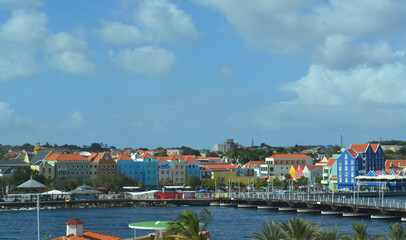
(195, 191, 406, 211)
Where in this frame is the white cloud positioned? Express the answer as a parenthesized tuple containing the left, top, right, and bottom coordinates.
(194, 0, 406, 67)
(110, 46, 177, 79)
(45, 32, 88, 53)
(48, 51, 95, 75)
(97, 20, 151, 45)
(214, 65, 237, 82)
(0, 10, 49, 46)
(135, 0, 200, 44)
(0, 102, 32, 128)
(0, 47, 39, 82)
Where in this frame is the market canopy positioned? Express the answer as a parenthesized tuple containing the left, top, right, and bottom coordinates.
(17, 177, 46, 189)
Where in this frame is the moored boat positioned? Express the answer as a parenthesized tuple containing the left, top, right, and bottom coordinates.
(238, 204, 256, 208)
(321, 211, 343, 215)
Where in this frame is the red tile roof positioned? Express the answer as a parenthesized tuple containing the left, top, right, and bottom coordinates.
(349, 144, 369, 153)
(138, 153, 155, 159)
(66, 218, 84, 225)
(197, 157, 222, 160)
(116, 154, 132, 161)
(45, 153, 88, 161)
(385, 160, 406, 170)
(268, 154, 311, 159)
(6, 151, 22, 155)
(371, 144, 380, 152)
(306, 165, 323, 171)
(87, 153, 104, 163)
(347, 149, 358, 158)
(52, 230, 123, 240)
(244, 161, 264, 168)
(326, 158, 337, 167)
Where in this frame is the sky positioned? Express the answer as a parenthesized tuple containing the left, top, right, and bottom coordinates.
(1, 0, 406, 150)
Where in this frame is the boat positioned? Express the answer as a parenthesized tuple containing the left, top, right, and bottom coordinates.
(321, 211, 343, 215)
(371, 215, 401, 220)
(220, 202, 236, 207)
(209, 202, 220, 206)
(342, 213, 370, 218)
(278, 207, 297, 212)
(401, 217, 406, 222)
(238, 204, 256, 208)
(257, 206, 278, 210)
(297, 209, 320, 214)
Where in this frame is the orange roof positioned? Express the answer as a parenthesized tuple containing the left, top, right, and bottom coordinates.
(244, 161, 264, 168)
(349, 144, 369, 153)
(66, 218, 84, 225)
(347, 149, 358, 158)
(6, 151, 22, 155)
(138, 153, 155, 159)
(385, 160, 406, 170)
(306, 165, 322, 171)
(371, 144, 380, 152)
(136, 149, 146, 154)
(116, 154, 132, 161)
(45, 153, 88, 161)
(268, 154, 311, 159)
(52, 230, 123, 240)
(197, 157, 222, 160)
(87, 153, 105, 163)
(326, 158, 337, 167)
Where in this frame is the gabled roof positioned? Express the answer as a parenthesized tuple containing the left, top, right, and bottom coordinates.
(326, 158, 337, 167)
(87, 153, 105, 163)
(347, 149, 359, 158)
(244, 161, 264, 168)
(349, 144, 369, 153)
(385, 160, 406, 170)
(138, 153, 155, 159)
(29, 150, 53, 164)
(371, 144, 380, 152)
(306, 165, 323, 171)
(45, 153, 88, 161)
(267, 154, 311, 159)
(116, 154, 132, 160)
(52, 230, 123, 240)
(66, 218, 85, 225)
(17, 177, 46, 188)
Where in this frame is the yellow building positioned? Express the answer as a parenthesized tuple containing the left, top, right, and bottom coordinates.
(166, 149, 182, 155)
(211, 171, 257, 185)
(289, 166, 296, 180)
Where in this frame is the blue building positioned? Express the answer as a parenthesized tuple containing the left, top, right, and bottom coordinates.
(337, 144, 386, 190)
(138, 153, 159, 186)
(116, 154, 144, 182)
(184, 157, 200, 181)
(337, 149, 362, 189)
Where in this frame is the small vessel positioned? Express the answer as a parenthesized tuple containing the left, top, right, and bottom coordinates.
(342, 213, 370, 218)
(257, 206, 278, 210)
(219, 202, 236, 207)
(238, 204, 256, 208)
(371, 215, 401, 220)
(297, 209, 320, 214)
(209, 202, 220, 206)
(321, 211, 343, 215)
(278, 207, 297, 212)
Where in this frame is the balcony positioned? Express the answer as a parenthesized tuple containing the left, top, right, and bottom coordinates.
(322, 173, 328, 177)
(331, 180, 337, 184)
(321, 180, 328, 184)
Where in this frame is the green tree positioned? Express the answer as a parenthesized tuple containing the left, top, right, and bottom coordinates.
(249, 220, 284, 240)
(345, 221, 371, 240)
(154, 151, 168, 157)
(317, 226, 346, 240)
(186, 175, 201, 190)
(379, 222, 406, 240)
(279, 218, 320, 240)
(165, 208, 212, 240)
(114, 173, 138, 191)
(206, 152, 218, 157)
(182, 147, 201, 156)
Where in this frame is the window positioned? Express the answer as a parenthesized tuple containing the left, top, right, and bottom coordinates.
(48, 168, 51, 174)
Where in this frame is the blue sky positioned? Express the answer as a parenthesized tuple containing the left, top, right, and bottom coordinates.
(1, 0, 406, 149)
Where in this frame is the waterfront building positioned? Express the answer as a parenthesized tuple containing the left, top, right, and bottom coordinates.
(200, 165, 212, 180)
(197, 156, 223, 164)
(45, 153, 92, 181)
(349, 143, 385, 172)
(116, 154, 145, 182)
(166, 148, 182, 155)
(322, 158, 338, 191)
(138, 153, 159, 186)
(260, 154, 313, 179)
(212, 139, 238, 153)
(184, 156, 200, 181)
(87, 152, 116, 180)
(243, 161, 264, 178)
(337, 149, 362, 189)
(158, 160, 172, 183)
(210, 165, 256, 184)
(302, 165, 323, 181)
(385, 160, 406, 171)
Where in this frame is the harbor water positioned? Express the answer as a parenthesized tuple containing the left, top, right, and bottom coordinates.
(0, 205, 404, 239)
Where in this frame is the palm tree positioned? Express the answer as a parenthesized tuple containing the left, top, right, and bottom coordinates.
(317, 225, 346, 240)
(165, 208, 212, 240)
(344, 221, 373, 240)
(279, 218, 320, 240)
(249, 220, 284, 240)
(378, 222, 406, 240)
